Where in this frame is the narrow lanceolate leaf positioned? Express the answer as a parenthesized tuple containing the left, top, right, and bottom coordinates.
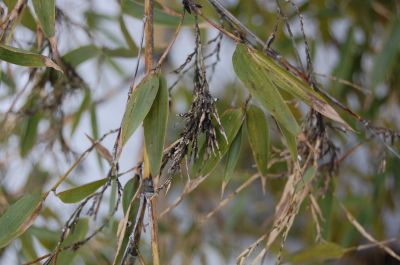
(0, 44, 62, 71)
(57, 178, 108, 204)
(119, 16, 138, 54)
(246, 105, 270, 176)
(233, 44, 300, 135)
(144, 76, 169, 176)
(20, 112, 41, 157)
(234, 44, 351, 131)
(63, 45, 100, 67)
(278, 122, 298, 161)
(0, 193, 44, 248)
(192, 108, 245, 176)
(32, 0, 55, 37)
(371, 19, 400, 91)
(57, 219, 89, 265)
(122, 177, 140, 214)
(113, 178, 140, 265)
(221, 126, 243, 196)
(120, 73, 160, 146)
(295, 166, 317, 192)
(286, 242, 346, 263)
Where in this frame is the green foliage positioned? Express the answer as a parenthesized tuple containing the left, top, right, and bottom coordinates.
(0, 44, 61, 70)
(0, 193, 44, 248)
(144, 76, 169, 176)
(56, 178, 108, 204)
(233, 44, 300, 135)
(192, 108, 244, 176)
(32, 0, 56, 37)
(1, 0, 400, 264)
(246, 105, 270, 176)
(121, 73, 160, 145)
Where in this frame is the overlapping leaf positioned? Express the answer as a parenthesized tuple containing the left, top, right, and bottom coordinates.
(0, 193, 45, 248)
(222, 126, 242, 196)
(144, 76, 169, 176)
(120, 73, 160, 146)
(233, 44, 351, 131)
(57, 178, 108, 204)
(192, 108, 245, 176)
(0, 44, 62, 71)
(233, 44, 300, 135)
(32, 0, 56, 37)
(246, 105, 270, 176)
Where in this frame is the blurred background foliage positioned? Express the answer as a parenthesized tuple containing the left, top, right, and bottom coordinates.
(0, 0, 400, 264)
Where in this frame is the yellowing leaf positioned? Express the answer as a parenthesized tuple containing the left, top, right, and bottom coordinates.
(244, 44, 351, 130)
(0, 44, 62, 71)
(57, 178, 108, 204)
(233, 44, 300, 135)
(144, 76, 169, 176)
(120, 73, 160, 146)
(246, 105, 270, 176)
(0, 193, 44, 248)
(32, 0, 55, 37)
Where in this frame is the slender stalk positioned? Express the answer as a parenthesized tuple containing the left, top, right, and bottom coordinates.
(143, 1, 160, 264)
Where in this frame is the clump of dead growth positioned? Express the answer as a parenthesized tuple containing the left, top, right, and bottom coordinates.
(161, 12, 225, 189)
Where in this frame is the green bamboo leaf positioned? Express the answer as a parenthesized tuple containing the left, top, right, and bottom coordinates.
(286, 242, 346, 263)
(221, 126, 243, 196)
(20, 232, 37, 261)
(0, 44, 62, 71)
(113, 187, 139, 265)
(144, 76, 169, 176)
(20, 112, 41, 157)
(122, 0, 194, 26)
(57, 219, 89, 265)
(122, 177, 140, 215)
(278, 122, 298, 161)
(29, 227, 58, 250)
(243, 44, 351, 130)
(192, 108, 245, 176)
(235, 44, 352, 132)
(0, 193, 44, 248)
(294, 166, 317, 192)
(246, 105, 270, 176)
(57, 178, 108, 204)
(233, 44, 300, 135)
(71, 90, 91, 135)
(371, 19, 400, 90)
(102, 47, 137, 58)
(32, 0, 55, 37)
(119, 16, 138, 54)
(63, 45, 100, 67)
(320, 178, 336, 240)
(120, 73, 160, 146)
(4, 0, 36, 31)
